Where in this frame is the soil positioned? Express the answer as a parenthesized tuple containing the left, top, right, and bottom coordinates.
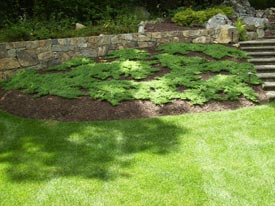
(145, 20, 203, 32)
(0, 87, 268, 122)
(0, 42, 269, 122)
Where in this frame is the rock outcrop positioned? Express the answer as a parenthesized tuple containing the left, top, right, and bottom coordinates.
(205, 14, 238, 43)
(223, 0, 256, 17)
(215, 25, 239, 43)
(206, 14, 232, 29)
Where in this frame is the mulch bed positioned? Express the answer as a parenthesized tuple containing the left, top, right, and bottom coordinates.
(0, 87, 268, 122)
(145, 20, 203, 32)
(0, 40, 269, 122)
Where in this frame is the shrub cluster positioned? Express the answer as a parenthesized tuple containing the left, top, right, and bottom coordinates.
(172, 6, 233, 27)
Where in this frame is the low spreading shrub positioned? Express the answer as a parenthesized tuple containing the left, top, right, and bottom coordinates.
(1, 43, 261, 105)
(172, 6, 233, 27)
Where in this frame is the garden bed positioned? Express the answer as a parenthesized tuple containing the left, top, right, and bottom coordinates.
(0, 43, 268, 121)
(145, 20, 203, 32)
(0, 88, 266, 122)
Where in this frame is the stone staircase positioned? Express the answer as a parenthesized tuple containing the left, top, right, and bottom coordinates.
(240, 39, 275, 100)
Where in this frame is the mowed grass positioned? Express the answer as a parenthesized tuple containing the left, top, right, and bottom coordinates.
(1, 103, 275, 206)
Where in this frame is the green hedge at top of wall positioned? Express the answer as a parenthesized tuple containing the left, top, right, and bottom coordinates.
(172, 6, 233, 27)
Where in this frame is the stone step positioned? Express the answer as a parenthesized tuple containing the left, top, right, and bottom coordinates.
(248, 58, 275, 63)
(246, 51, 275, 56)
(266, 91, 275, 100)
(255, 65, 275, 71)
(257, 73, 275, 79)
(240, 46, 275, 51)
(263, 82, 275, 89)
(240, 39, 275, 45)
(263, 82, 275, 90)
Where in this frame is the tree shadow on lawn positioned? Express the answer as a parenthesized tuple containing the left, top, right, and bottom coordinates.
(0, 110, 188, 182)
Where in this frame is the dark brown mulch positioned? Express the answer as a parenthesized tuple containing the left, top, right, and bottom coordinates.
(200, 72, 216, 80)
(145, 20, 203, 32)
(0, 87, 268, 122)
(140, 67, 170, 81)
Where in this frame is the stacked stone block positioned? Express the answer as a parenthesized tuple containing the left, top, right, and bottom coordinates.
(0, 29, 216, 79)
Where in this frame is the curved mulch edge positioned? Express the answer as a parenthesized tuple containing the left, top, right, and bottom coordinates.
(0, 87, 268, 122)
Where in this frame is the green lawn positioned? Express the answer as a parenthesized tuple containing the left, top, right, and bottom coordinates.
(1, 103, 275, 206)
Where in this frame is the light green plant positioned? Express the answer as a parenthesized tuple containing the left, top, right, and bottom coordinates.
(106, 48, 150, 60)
(235, 18, 248, 41)
(172, 6, 233, 27)
(157, 42, 249, 59)
(47, 57, 94, 71)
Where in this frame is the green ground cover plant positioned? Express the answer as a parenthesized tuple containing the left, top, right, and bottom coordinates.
(172, 6, 233, 27)
(1, 43, 261, 105)
(106, 48, 150, 60)
(157, 42, 249, 59)
(1, 103, 275, 205)
(47, 57, 94, 71)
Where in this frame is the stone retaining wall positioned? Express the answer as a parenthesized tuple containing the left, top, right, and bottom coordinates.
(0, 29, 220, 79)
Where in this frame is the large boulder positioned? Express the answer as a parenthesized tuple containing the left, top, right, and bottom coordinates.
(205, 14, 238, 43)
(75, 23, 86, 30)
(247, 31, 258, 40)
(215, 25, 239, 43)
(256, 28, 265, 38)
(206, 14, 232, 29)
(242, 17, 269, 30)
(223, 0, 256, 17)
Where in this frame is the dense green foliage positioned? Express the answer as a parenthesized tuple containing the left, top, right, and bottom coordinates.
(0, 0, 272, 42)
(1, 43, 261, 105)
(249, 0, 273, 9)
(47, 57, 94, 71)
(0, 0, 225, 26)
(0, 0, 229, 42)
(106, 49, 150, 60)
(172, 6, 233, 27)
(235, 18, 248, 41)
(0, 15, 142, 42)
(0, 1, 149, 42)
(158, 42, 249, 59)
(1, 103, 275, 205)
